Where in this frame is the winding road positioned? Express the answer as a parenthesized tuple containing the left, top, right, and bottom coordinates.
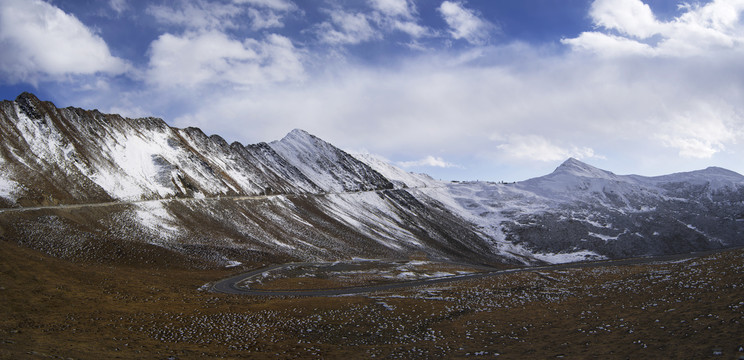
(210, 247, 737, 297)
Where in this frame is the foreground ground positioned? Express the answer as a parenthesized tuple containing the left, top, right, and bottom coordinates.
(1, 238, 744, 359)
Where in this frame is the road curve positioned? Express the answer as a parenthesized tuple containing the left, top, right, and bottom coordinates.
(210, 247, 738, 297)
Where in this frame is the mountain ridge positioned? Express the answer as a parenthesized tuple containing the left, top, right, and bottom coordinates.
(0, 93, 510, 267)
(1, 92, 743, 267)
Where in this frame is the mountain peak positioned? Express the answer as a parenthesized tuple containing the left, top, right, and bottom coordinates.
(284, 128, 314, 140)
(270, 128, 393, 192)
(558, 157, 584, 168)
(553, 158, 614, 179)
(14, 92, 46, 119)
(16, 92, 40, 103)
(275, 129, 326, 150)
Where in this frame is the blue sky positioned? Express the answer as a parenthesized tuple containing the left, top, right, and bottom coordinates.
(1, 0, 744, 181)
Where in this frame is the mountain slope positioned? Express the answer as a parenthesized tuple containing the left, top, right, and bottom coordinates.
(0, 93, 379, 205)
(0, 93, 511, 267)
(269, 129, 394, 193)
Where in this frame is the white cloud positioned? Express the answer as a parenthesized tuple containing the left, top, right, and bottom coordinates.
(313, 1, 429, 45)
(438, 1, 494, 45)
(146, 31, 304, 89)
(390, 20, 429, 38)
(369, 0, 429, 39)
(36, 0, 744, 181)
(235, 0, 296, 11)
(656, 108, 740, 158)
(148, 0, 297, 32)
(0, 0, 129, 83)
(247, 8, 285, 30)
(368, 0, 415, 18)
(495, 135, 601, 162)
(109, 0, 128, 15)
(239, 0, 298, 30)
(398, 156, 459, 168)
(589, 0, 661, 38)
(315, 10, 381, 45)
(561, 31, 655, 57)
(147, 1, 242, 31)
(564, 0, 744, 57)
(157, 41, 744, 179)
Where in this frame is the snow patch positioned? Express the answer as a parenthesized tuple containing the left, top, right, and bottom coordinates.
(352, 153, 439, 189)
(134, 201, 181, 241)
(532, 250, 607, 264)
(0, 176, 22, 202)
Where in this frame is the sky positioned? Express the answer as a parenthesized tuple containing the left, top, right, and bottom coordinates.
(1, 0, 743, 182)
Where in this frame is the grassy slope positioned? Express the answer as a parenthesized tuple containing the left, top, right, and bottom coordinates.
(1, 237, 743, 359)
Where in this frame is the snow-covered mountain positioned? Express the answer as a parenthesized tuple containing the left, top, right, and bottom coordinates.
(1, 93, 742, 267)
(440, 158, 744, 261)
(0, 93, 503, 266)
(0, 93, 395, 206)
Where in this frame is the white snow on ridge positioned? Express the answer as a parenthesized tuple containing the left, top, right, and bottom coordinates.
(589, 232, 619, 241)
(531, 250, 607, 264)
(134, 200, 181, 241)
(0, 176, 21, 201)
(94, 131, 177, 199)
(643, 166, 744, 191)
(414, 183, 553, 264)
(352, 153, 439, 189)
(86, 120, 241, 201)
(321, 192, 421, 250)
(270, 129, 347, 193)
(13, 106, 73, 167)
(175, 129, 262, 195)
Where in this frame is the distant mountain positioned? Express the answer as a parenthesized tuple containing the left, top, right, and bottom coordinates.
(441, 158, 744, 261)
(1, 93, 742, 267)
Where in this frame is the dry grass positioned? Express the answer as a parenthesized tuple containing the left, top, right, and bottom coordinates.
(2, 237, 743, 359)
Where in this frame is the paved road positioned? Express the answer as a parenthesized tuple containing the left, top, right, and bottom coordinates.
(210, 247, 739, 297)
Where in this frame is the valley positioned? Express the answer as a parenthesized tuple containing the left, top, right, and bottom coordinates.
(2, 238, 743, 359)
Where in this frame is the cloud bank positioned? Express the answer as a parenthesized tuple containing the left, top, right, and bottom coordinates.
(0, 0, 129, 83)
(1, 0, 743, 180)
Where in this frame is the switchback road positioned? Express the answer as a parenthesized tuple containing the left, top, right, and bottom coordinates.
(210, 247, 739, 297)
